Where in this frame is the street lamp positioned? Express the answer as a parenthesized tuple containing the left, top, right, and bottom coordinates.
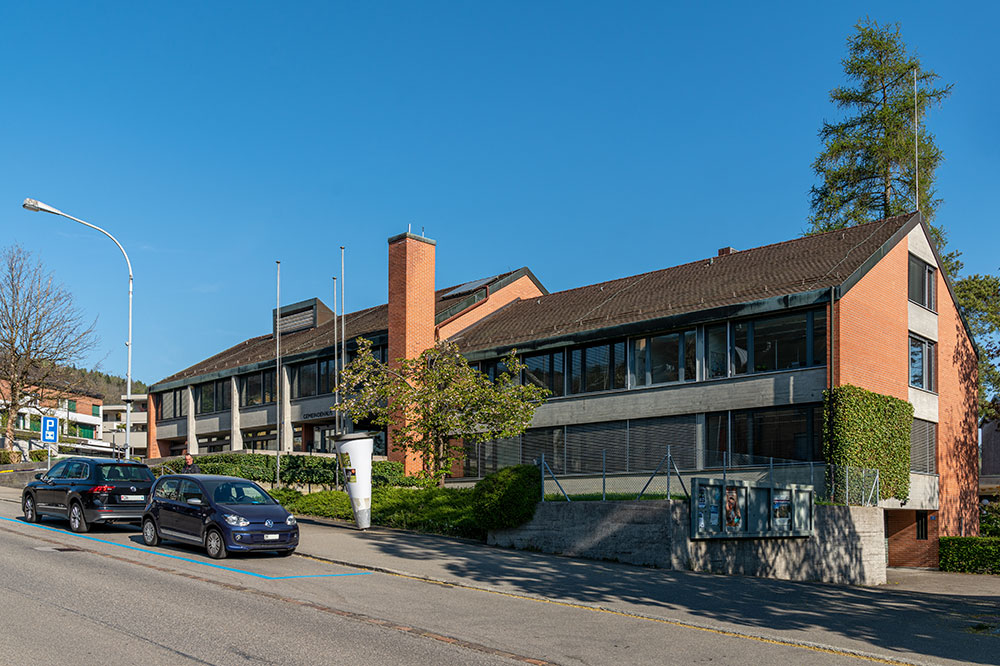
(22, 198, 134, 461)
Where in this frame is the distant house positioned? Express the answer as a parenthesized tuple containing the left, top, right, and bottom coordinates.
(1, 382, 104, 449)
(101, 393, 149, 458)
(148, 212, 979, 567)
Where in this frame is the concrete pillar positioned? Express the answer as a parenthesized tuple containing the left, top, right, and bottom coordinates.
(230, 376, 243, 452)
(186, 386, 198, 454)
(281, 365, 293, 453)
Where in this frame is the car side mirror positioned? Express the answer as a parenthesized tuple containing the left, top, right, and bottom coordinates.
(186, 497, 203, 506)
(34, 473, 42, 480)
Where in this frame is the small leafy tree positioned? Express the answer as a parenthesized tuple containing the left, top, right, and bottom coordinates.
(981, 498, 1000, 538)
(337, 338, 549, 486)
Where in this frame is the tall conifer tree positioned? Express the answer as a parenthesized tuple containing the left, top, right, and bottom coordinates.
(810, 19, 1000, 422)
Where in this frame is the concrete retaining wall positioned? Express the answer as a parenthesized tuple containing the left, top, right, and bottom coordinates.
(490, 500, 886, 586)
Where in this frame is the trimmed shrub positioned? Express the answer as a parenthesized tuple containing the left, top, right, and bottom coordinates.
(0, 450, 15, 464)
(372, 486, 480, 538)
(824, 384, 913, 502)
(292, 490, 355, 521)
(471, 464, 541, 531)
(267, 486, 303, 508)
(28, 450, 49, 462)
(981, 498, 1000, 538)
(939, 537, 1000, 574)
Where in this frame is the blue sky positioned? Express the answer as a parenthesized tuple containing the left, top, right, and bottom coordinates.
(1, 2, 997, 385)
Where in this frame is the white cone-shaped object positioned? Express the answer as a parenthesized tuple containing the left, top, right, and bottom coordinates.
(335, 433, 374, 530)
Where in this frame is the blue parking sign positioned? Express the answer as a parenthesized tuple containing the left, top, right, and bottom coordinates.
(41, 416, 58, 443)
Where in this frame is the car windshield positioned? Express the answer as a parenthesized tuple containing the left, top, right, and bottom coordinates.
(97, 464, 154, 483)
(210, 481, 276, 506)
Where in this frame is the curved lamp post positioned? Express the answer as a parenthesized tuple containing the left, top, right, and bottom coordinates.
(22, 198, 134, 461)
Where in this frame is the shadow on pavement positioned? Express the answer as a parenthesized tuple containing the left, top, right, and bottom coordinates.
(357, 528, 999, 665)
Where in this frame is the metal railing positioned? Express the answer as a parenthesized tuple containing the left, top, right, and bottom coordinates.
(540, 449, 881, 506)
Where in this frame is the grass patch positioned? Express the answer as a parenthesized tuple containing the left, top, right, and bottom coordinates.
(271, 485, 483, 540)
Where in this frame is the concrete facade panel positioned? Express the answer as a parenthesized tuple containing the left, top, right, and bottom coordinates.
(531, 368, 827, 428)
(908, 388, 939, 422)
(880, 473, 939, 510)
(907, 225, 936, 264)
(908, 301, 938, 342)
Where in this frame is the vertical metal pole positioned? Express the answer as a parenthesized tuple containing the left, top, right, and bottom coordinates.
(540, 452, 545, 502)
(275, 261, 282, 485)
(333, 276, 339, 437)
(914, 68, 920, 212)
(846, 464, 850, 505)
(340, 246, 346, 399)
(667, 445, 672, 500)
(769, 456, 774, 488)
(602, 449, 606, 501)
(810, 460, 814, 489)
(722, 452, 727, 489)
(125, 269, 133, 461)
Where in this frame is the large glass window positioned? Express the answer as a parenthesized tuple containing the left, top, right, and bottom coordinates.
(706, 324, 728, 379)
(569, 341, 626, 394)
(908, 255, 936, 311)
(753, 313, 809, 372)
(318, 359, 333, 394)
(706, 404, 823, 466)
(909, 336, 935, 391)
(632, 329, 696, 387)
(523, 350, 565, 397)
(159, 391, 175, 420)
(292, 361, 318, 399)
(242, 373, 262, 407)
(196, 382, 214, 414)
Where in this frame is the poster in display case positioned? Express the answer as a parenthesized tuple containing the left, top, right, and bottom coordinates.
(690, 478, 813, 539)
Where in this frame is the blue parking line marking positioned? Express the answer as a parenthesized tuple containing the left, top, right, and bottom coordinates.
(1, 516, 371, 580)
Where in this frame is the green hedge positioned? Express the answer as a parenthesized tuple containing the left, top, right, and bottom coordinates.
(824, 384, 912, 502)
(152, 453, 433, 488)
(471, 464, 541, 531)
(939, 537, 1000, 574)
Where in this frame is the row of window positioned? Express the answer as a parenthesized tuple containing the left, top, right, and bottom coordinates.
(509, 308, 827, 397)
(159, 346, 389, 419)
(466, 407, 938, 479)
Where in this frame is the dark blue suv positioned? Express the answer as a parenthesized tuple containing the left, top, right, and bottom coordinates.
(22, 457, 155, 532)
(142, 474, 298, 559)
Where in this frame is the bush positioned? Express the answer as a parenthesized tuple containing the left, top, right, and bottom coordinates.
(939, 537, 1000, 574)
(29, 450, 49, 462)
(981, 498, 1000, 538)
(292, 490, 355, 521)
(824, 384, 913, 502)
(471, 464, 541, 531)
(372, 486, 480, 539)
(0, 450, 16, 464)
(267, 486, 303, 508)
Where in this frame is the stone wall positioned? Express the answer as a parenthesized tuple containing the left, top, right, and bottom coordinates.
(490, 500, 886, 586)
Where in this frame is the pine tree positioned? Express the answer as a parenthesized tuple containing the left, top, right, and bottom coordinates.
(809, 19, 955, 271)
(810, 19, 1000, 422)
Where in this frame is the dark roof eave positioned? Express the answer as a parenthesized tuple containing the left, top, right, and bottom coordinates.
(459, 287, 834, 361)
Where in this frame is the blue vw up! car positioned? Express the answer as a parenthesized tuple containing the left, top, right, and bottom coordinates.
(142, 474, 298, 559)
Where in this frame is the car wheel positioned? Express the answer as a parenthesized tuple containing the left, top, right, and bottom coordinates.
(142, 518, 160, 546)
(69, 502, 89, 533)
(205, 528, 227, 560)
(278, 548, 295, 557)
(23, 494, 37, 523)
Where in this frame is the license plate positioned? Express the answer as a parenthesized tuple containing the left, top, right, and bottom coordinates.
(120, 494, 145, 502)
(263, 533, 280, 541)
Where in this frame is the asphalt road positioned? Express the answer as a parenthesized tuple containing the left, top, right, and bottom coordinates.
(0, 500, 882, 666)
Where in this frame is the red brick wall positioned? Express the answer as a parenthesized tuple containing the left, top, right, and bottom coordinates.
(387, 234, 436, 476)
(145, 393, 170, 459)
(834, 240, 909, 400)
(436, 274, 545, 340)
(934, 264, 980, 536)
(887, 510, 939, 567)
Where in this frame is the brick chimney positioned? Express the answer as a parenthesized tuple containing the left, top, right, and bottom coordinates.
(718, 247, 737, 256)
(386, 232, 436, 475)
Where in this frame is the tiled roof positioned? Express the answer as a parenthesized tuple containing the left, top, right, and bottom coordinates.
(452, 213, 917, 353)
(153, 272, 516, 387)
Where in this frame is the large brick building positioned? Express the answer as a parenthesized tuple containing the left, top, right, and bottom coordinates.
(147, 213, 979, 566)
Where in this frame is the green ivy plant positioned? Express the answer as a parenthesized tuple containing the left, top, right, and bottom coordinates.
(823, 384, 913, 502)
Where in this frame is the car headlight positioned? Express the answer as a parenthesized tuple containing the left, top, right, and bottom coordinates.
(224, 514, 250, 527)
(286, 515, 297, 526)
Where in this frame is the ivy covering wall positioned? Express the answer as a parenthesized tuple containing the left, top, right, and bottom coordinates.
(823, 384, 913, 502)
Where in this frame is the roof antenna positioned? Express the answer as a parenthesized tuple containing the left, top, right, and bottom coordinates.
(914, 67, 919, 213)
(421, 226, 425, 237)
(408, 223, 411, 234)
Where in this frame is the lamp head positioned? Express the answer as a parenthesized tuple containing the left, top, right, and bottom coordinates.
(22, 198, 61, 215)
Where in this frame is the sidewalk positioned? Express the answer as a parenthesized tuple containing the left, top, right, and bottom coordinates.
(3, 484, 998, 665)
